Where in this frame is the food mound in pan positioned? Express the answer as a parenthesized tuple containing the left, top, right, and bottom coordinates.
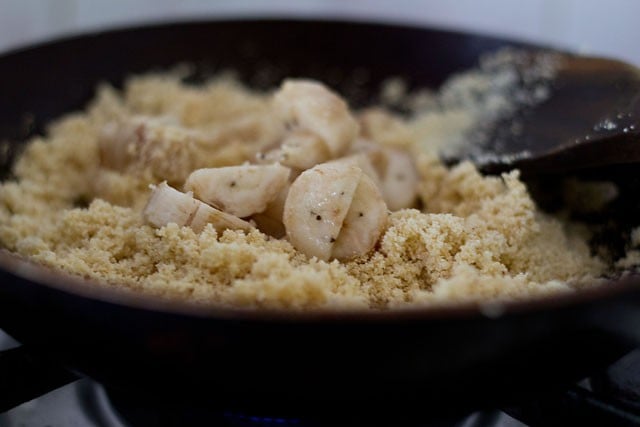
(1, 51, 638, 310)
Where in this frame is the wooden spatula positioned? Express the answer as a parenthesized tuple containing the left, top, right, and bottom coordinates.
(468, 54, 640, 177)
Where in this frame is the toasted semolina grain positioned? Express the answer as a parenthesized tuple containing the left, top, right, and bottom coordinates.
(0, 58, 629, 311)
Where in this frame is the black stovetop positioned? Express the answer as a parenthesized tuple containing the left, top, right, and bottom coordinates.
(0, 377, 526, 427)
(1, 330, 639, 427)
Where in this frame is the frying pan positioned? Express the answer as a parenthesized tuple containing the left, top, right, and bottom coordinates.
(0, 19, 639, 423)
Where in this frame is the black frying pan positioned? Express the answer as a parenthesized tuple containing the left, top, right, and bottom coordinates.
(0, 19, 639, 423)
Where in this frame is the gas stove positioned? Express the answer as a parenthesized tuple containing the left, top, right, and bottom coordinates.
(1, 330, 639, 427)
(0, 377, 524, 427)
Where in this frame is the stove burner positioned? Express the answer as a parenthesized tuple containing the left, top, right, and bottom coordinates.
(3, 370, 640, 427)
(0, 376, 523, 427)
(222, 411, 303, 426)
(104, 388, 481, 427)
(504, 350, 640, 426)
(592, 349, 640, 409)
(2, 333, 639, 427)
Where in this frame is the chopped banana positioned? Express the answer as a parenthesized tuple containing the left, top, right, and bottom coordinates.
(283, 160, 387, 261)
(98, 114, 273, 184)
(272, 79, 359, 168)
(251, 180, 290, 238)
(340, 152, 383, 190)
(143, 182, 199, 228)
(143, 182, 253, 233)
(279, 130, 331, 170)
(332, 173, 388, 260)
(184, 164, 290, 218)
(359, 108, 413, 147)
(348, 140, 418, 211)
(379, 148, 419, 211)
(98, 116, 197, 183)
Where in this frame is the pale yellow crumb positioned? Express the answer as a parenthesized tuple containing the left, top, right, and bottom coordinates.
(0, 67, 620, 311)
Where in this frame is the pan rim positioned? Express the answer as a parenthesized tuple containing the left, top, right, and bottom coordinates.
(0, 15, 550, 60)
(2, 248, 638, 322)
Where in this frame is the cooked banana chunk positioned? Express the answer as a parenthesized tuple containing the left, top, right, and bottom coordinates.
(332, 173, 388, 260)
(98, 114, 274, 184)
(279, 130, 331, 170)
(250, 180, 291, 238)
(98, 116, 199, 184)
(284, 161, 362, 261)
(184, 164, 290, 218)
(348, 141, 418, 211)
(379, 148, 419, 211)
(143, 182, 199, 228)
(143, 182, 253, 233)
(358, 107, 413, 147)
(340, 152, 383, 190)
(270, 79, 359, 169)
(284, 160, 387, 261)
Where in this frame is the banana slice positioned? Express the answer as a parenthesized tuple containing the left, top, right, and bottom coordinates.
(348, 140, 418, 211)
(379, 148, 419, 211)
(184, 164, 290, 218)
(332, 173, 388, 260)
(98, 116, 195, 183)
(143, 182, 252, 233)
(279, 130, 331, 170)
(270, 79, 359, 169)
(250, 180, 291, 238)
(99, 114, 271, 184)
(358, 108, 413, 147)
(283, 160, 387, 261)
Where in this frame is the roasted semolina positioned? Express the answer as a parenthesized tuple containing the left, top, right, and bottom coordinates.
(0, 70, 617, 310)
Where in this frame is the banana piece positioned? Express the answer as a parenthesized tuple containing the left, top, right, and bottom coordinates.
(250, 180, 291, 238)
(284, 160, 387, 261)
(348, 140, 418, 211)
(143, 182, 253, 233)
(184, 164, 290, 218)
(358, 107, 413, 147)
(278, 130, 331, 170)
(379, 148, 419, 211)
(272, 79, 359, 166)
(331, 173, 388, 260)
(98, 114, 268, 185)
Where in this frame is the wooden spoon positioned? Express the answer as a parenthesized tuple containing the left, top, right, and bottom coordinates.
(464, 54, 640, 177)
